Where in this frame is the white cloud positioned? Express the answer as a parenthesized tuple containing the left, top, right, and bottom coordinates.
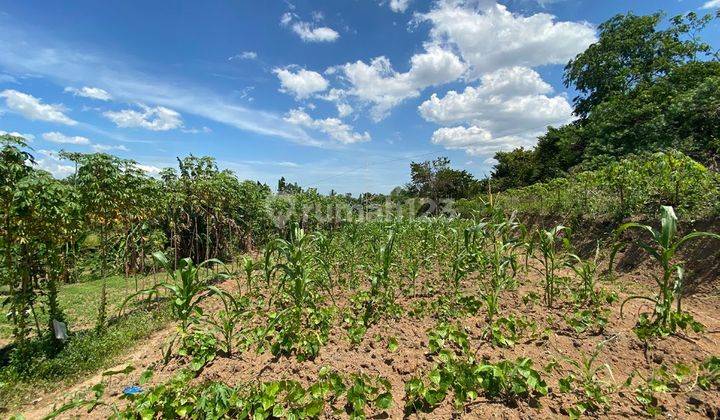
(0, 89, 77, 125)
(285, 108, 370, 144)
(34, 149, 75, 177)
(274, 67, 329, 99)
(104, 104, 183, 131)
(291, 22, 340, 42)
(42, 131, 91, 145)
(337, 102, 353, 118)
(91, 143, 129, 152)
(431, 126, 535, 156)
(389, 0, 411, 12)
(702, 0, 720, 8)
(0, 24, 322, 147)
(280, 12, 294, 26)
(420, 67, 574, 155)
(0, 130, 35, 141)
(418, 1, 596, 77)
(228, 51, 258, 61)
(281, 12, 339, 42)
(181, 126, 212, 134)
(134, 163, 163, 175)
(64, 86, 112, 101)
(336, 45, 466, 120)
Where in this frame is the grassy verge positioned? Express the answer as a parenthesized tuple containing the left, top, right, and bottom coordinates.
(0, 272, 173, 413)
(0, 307, 172, 413)
(0, 272, 167, 340)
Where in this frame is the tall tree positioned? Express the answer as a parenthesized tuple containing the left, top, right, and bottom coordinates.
(565, 12, 714, 117)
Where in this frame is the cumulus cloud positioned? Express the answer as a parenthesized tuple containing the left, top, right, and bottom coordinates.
(389, 0, 411, 12)
(418, 1, 596, 77)
(335, 45, 466, 120)
(0, 89, 77, 125)
(420, 67, 574, 155)
(134, 163, 163, 175)
(291, 22, 339, 42)
(337, 102, 353, 118)
(64, 86, 112, 101)
(274, 67, 329, 99)
(284, 108, 370, 144)
(104, 104, 183, 131)
(42, 131, 91, 145)
(281, 12, 339, 42)
(431, 126, 536, 155)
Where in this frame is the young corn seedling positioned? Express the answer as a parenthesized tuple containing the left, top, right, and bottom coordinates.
(557, 344, 616, 419)
(532, 226, 571, 308)
(120, 251, 229, 332)
(611, 206, 720, 339)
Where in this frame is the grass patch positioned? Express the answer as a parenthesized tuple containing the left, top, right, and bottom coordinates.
(0, 272, 167, 340)
(0, 306, 172, 413)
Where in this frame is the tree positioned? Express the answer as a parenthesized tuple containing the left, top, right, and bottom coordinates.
(406, 157, 481, 200)
(1, 136, 75, 345)
(62, 152, 143, 331)
(491, 148, 538, 191)
(565, 12, 714, 117)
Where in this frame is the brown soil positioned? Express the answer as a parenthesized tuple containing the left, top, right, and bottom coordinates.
(18, 253, 720, 419)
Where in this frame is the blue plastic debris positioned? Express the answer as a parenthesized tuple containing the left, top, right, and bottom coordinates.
(123, 385, 143, 395)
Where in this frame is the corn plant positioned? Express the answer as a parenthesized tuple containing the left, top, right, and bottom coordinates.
(532, 226, 571, 308)
(121, 251, 229, 331)
(557, 344, 616, 419)
(344, 230, 398, 344)
(611, 206, 720, 339)
(566, 244, 602, 306)
(240, 256, 255, 294)
(204, 291, 250, 356)
(260, 225, 333, 360)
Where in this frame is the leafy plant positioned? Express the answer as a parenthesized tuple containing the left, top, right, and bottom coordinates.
(405, 354, 547, 414)
(611, 206, 720, 339)
(121, 252, 228, 331)
(532, 226, 571, 308)
(556, 345, 615, 418)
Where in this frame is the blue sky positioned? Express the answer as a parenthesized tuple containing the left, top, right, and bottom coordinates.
(0, 0, 718, 194)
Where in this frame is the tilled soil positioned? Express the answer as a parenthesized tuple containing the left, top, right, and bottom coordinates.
(20, 261, 720, 419)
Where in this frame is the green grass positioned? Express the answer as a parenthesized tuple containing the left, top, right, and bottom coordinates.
(0, 272, 175, 413)
(0, 272, 168, 340)
(0, 306, 172, 413)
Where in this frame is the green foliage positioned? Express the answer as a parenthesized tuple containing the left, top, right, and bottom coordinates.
(490, 12, 720, 190)
(556, 345, 615, 418)
(565, 11, 714, 117)
(532, 225, 571, 308)
(0, 308, 170, 411)
(485, 315, 537, 348)
(121, 252, 228, 331)
(496, 151, 720, 220)
(612, 206, 719, 339)
(120, 368, 392, 419)
(405, 354, 547, 414)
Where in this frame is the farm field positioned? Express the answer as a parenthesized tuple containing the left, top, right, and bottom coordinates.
(2, 3, 720, 419)
(8, 211, 720, 419)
